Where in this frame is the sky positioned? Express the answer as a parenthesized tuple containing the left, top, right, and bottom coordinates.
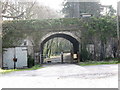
(37, 0, 119, 10)
(100, 0, 118, 9)
(37, 0, 64, 10)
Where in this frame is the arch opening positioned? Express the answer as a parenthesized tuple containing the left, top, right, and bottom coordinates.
(40, 33, 80, 64)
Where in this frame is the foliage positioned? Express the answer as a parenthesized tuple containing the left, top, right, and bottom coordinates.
(43, 38, 73, 57)
(2, 18, 82, 47)
(107, 5, 116, 16)
(0, 65, 41, 74)
(28, 55, 34, 68)
(2, 18, 82, 31)
(86, 16, 117, 39)
(80, 48, 89, 61)
(81, 16, 117, 60)
(30, 64, 41, 70)
(79, 60, 119, 66)
(2, 17, 119, 61)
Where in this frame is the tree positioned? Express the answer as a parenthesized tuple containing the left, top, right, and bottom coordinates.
(100, 5, 116, 16)
(84, 16, 117, 60)
(1, 0, 61, 20)
(1, 0, 25, 19)
(29, 4, 61, 19)
(107, 5, 116, 16)
(62, 1, 102, 18)
(43, 38, 73, 58)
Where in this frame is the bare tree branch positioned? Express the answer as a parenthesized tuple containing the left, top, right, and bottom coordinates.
(2, 2, 8, 14)
(2, 12, 24, 18)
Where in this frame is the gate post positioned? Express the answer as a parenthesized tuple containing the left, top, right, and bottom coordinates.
(61, 52, 64, 64)
(39, 52, 43, 64)
(70, 52, 73, 64)
(77, 51, 80, 63)
(39, 43, 44, 64)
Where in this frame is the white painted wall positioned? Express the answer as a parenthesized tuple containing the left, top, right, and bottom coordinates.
(3, 47, 28, 69)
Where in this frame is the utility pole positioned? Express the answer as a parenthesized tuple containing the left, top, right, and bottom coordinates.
(117, 1, 120, 58)
(0, 2, 2, 68)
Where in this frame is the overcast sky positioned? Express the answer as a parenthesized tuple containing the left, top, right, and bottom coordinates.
(37, 0, 119, 10)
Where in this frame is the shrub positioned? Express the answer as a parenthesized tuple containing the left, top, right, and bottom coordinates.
(28, 55, 34, 68)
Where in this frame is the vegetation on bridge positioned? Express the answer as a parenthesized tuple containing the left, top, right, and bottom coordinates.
(2, 18, 82, 31)
(2, 18, 82, 47)
(2, 16, 120, 61)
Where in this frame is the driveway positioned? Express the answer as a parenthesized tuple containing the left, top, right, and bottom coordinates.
(0, 64, 118, 88)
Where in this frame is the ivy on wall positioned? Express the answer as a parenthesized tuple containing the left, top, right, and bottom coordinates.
(2, 18, 83, 48)
(2, 17, 118, 49)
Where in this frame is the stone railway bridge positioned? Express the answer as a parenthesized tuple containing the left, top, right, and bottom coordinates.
(2, 18, 84, 66)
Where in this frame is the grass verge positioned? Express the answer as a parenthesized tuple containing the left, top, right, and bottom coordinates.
(0, 65, 42, 74)
(79, 60, 119, 66)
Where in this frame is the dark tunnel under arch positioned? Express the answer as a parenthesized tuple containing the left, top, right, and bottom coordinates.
(39, 33, 80, 64)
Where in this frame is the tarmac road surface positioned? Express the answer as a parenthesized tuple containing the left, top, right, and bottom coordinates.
(0, 64, 118, 88)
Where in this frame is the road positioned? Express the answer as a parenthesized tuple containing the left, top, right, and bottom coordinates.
(0, 64, 118, 88)
(44, 53, 71, 63)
